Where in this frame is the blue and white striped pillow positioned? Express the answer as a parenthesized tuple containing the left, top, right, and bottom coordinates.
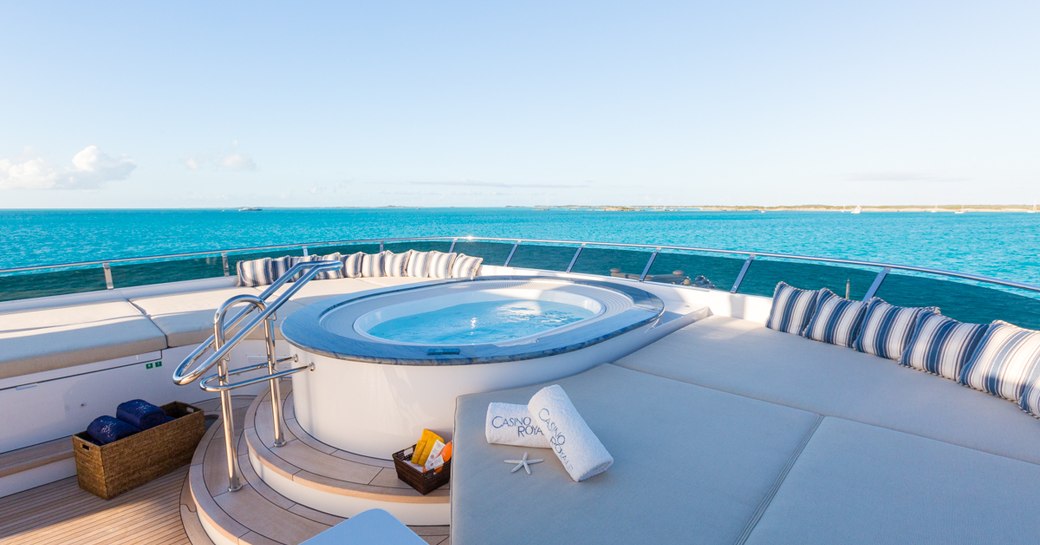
(360, 252, 385, 277)
(426, 251, 457, 279)
(383, 250, 413, 277)
(267, 256, 293, 283)
(408, 251, 431, 277)
(315, 253, 344, 279)
(236, 257, 271, 287)
(1018, 364, 1040, 419)
(899, 313, 987, 380)
(450, 254, 483, 278)
(801, 289, 867, 348)
(960, 321, 1040, 402)
(854, 298, 938, 361)
(291, 253, 344, 280)
(765, 282, 820, 335)
(341, 252, 364, 278)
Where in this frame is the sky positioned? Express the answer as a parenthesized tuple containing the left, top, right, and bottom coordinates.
(1, 1, 1038, 208)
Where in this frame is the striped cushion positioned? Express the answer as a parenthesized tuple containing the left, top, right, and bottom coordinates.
(765, 282, 820, 335)
(291, 253, 344, 280)
(426, 251, 457, 279)
(236, 258, 271, 287)
(383, 250, 413, 277)
(450, 254, 483, 279)
(267, 256, 293, 283)
(1019, 363, 1040, 419)
(900, 313, 987, 380)
(315, 253, 344, 279)
(854, 298, 938, 361)
(360, 252, 385, 278)
(960, 321, 1040, 402)
(801, 289, 867, 348)
(407, 251, 431, 277)
(341, 252, 364, 278)
(290, 254, 319, 281)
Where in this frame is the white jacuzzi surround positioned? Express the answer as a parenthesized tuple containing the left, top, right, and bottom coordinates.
(282, 276, 699, 459)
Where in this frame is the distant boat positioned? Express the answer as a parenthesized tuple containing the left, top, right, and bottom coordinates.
(238, 207, 263, 212)
(851, 205, 862, 215)
(954, 207, 965, 215)
(1029, 204, 1037, 214)
(930, 206, 939, 213)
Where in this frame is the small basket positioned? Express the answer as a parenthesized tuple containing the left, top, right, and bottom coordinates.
(392, 444, 451, 495)
(73, 402, 205, 499)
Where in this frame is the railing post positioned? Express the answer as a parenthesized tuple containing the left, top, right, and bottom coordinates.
(221, 252, 230, 277)
(566, 244, 585, 273)
(102, 262, 114, 290)
(503, 240, 521, 267)
(302, 246, 309, 257)
(213, 308, 244, 492)
(863, 267, 890, 300)
(731, 255, 755, 293)
(379, 241, 385, 252)
(264, 317, 286, 447)
(448, 238, 458, 253)
(639, 250, 660, 281)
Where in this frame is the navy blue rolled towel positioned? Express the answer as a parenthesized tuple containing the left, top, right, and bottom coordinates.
(87, 416, 140, 445)
(116, 399, 169, 430)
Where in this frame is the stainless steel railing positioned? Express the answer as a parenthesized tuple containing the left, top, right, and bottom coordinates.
(172, 260, 342, 492)
(2, 235, 1036, 295)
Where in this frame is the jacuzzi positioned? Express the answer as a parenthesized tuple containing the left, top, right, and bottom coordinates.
(281, 276, 688, 459)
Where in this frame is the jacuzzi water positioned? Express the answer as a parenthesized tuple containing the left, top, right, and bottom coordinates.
(364, 299, 596, 345)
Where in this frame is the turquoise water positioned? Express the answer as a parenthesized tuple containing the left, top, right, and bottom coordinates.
(364, 299, 595, 345)
(0, 208, 1037, 284)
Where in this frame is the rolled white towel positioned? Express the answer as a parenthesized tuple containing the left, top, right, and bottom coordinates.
(485, 402, 550, 448)
(528, 384, 613, 482)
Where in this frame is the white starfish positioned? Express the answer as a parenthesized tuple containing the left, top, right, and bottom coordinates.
(503, 451, 544, 475)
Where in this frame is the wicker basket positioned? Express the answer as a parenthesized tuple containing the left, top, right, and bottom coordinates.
(73, 402, 205, 499)
(392, 444, 451, 495)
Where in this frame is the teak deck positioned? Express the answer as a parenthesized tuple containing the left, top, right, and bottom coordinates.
(0, 394, 449, 544)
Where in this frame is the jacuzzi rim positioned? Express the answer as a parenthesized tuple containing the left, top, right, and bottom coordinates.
(280, 275, 665, 366)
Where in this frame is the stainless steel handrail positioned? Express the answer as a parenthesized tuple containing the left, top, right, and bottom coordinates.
(172, 260, 342, 492)
(172, 261, 342, 385)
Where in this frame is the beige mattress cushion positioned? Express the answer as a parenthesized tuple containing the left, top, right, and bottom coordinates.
(451, 364, 821, 545)
(0, 300, 166, 379)
(745, 417, 1040, 544)
(615, 315, 1040, 465)
(130, 286, 303, 347)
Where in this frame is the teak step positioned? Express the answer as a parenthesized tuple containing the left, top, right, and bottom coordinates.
(244, 383, 449, 525)
(187, 388, 449, 545)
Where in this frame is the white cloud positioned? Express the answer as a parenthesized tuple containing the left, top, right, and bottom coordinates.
(0, 156, 60, 189)
(185, 142, 257, 172)
(0, 145, 135, 190)
(66, 145, 136, 188)
(219, 152, 256, 171)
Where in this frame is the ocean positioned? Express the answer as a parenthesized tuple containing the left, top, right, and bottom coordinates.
(0, 208, 1037, 285)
